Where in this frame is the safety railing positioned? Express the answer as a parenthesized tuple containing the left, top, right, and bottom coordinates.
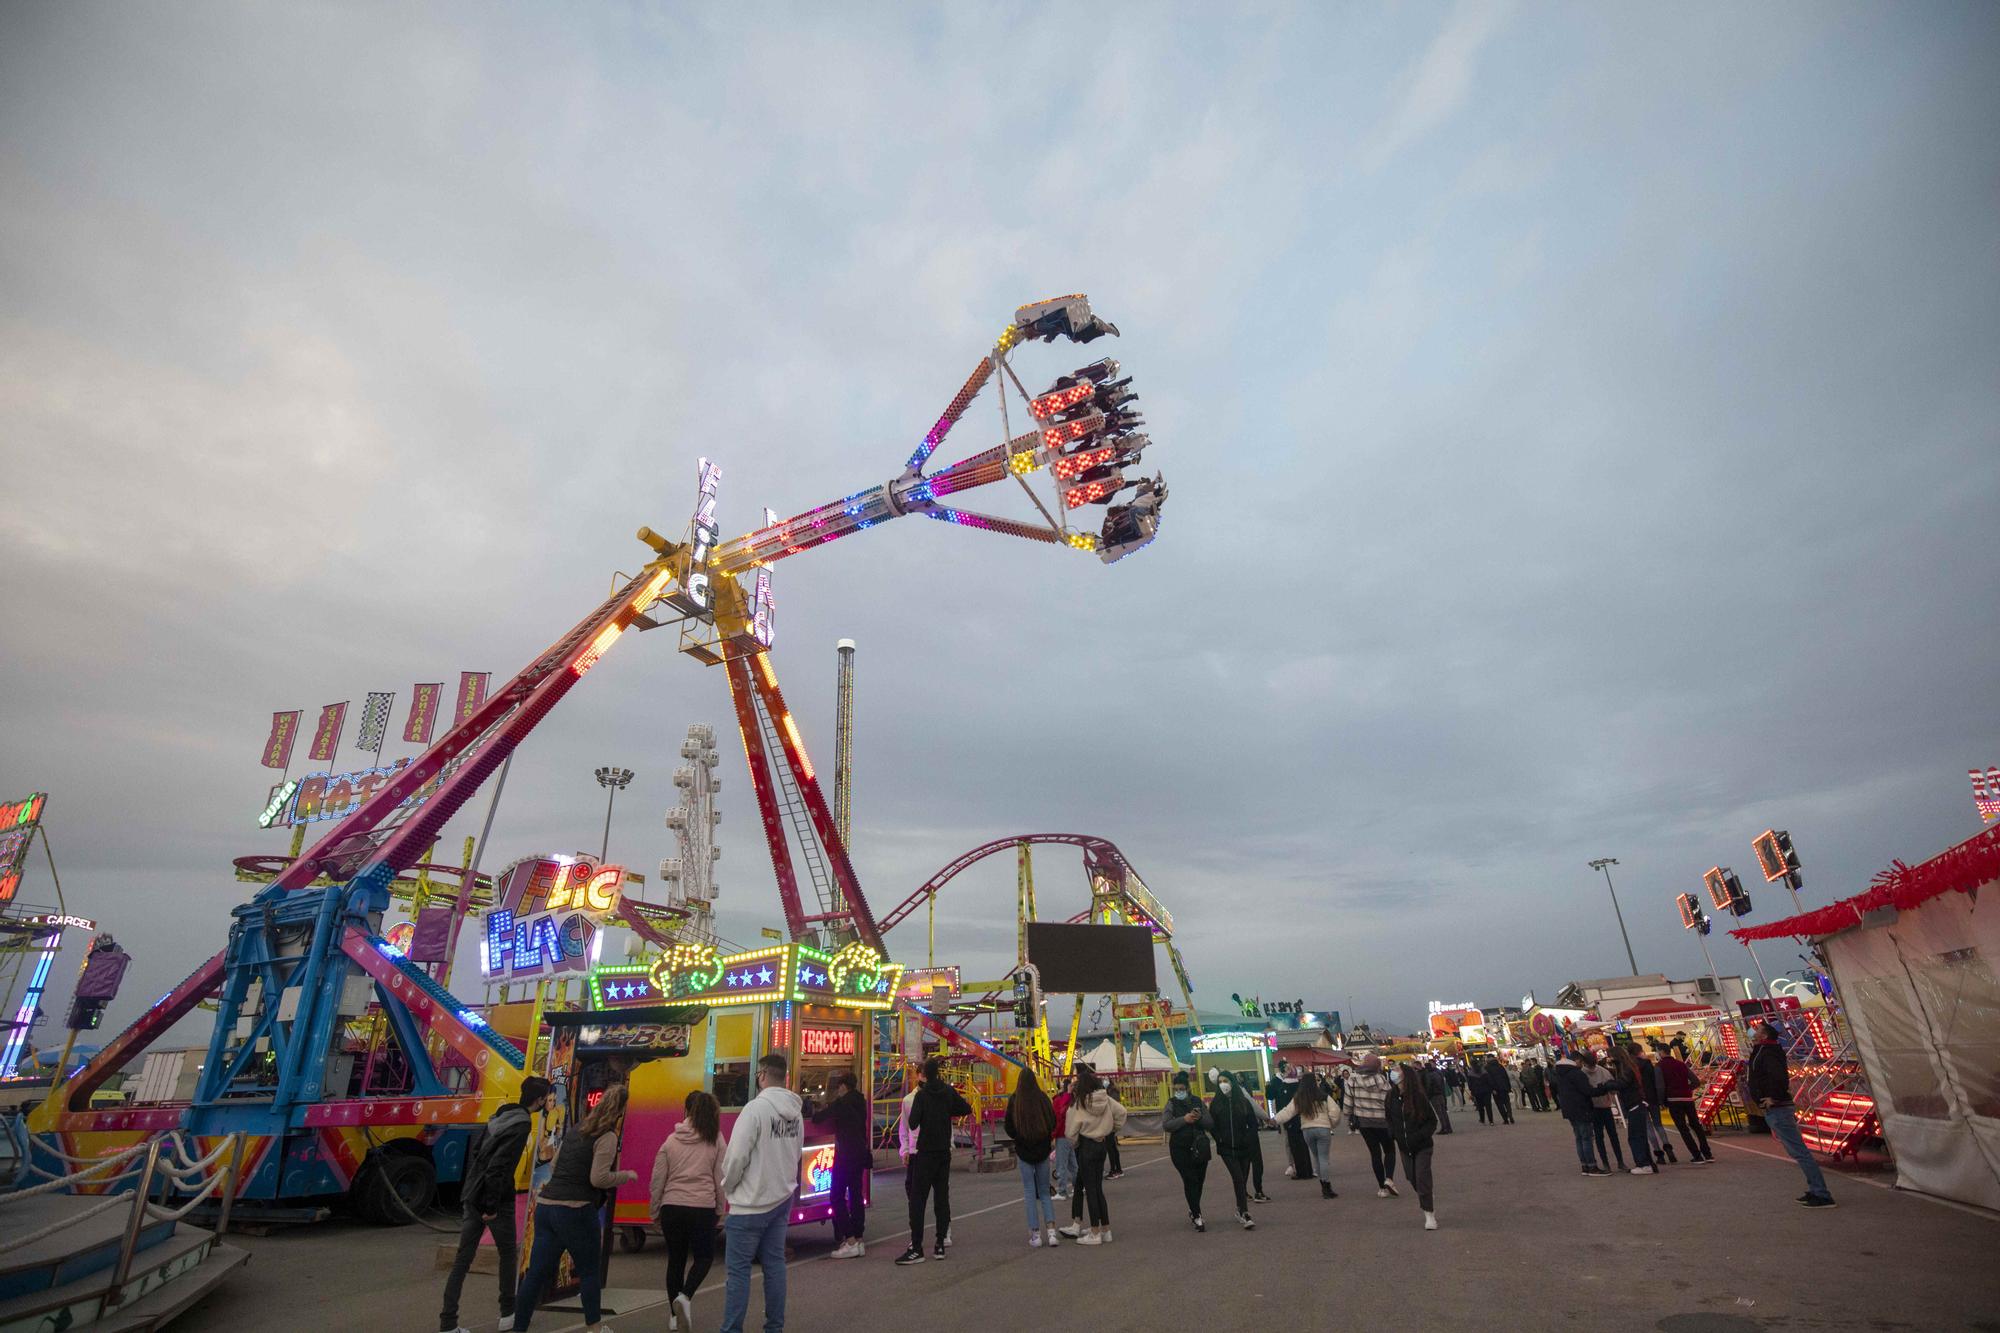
(0, 1129, 247, 1308)
(107, 1131, 248, 1305)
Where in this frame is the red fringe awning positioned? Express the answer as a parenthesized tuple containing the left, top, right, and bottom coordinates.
(1730, 823, 2000, 941)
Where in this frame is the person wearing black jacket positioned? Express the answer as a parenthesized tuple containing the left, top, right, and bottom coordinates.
(1164, 1070, 1214, 1231)
(1549, 1053, 1611, 1177)
(808, 1070, 872, 1256)
(1424, 1061, 1454, 1135)
(1485, 1057, 1515, 1125)
(1748, 1021, 1835, 1207)
(1206, 1069, 1262, 1229)
(1384, 1065, 1439, 1230)
(440, 1076, 550, 1333)
(1470, 1060, 1495, 1124)
(899, 1058, 973, 1263)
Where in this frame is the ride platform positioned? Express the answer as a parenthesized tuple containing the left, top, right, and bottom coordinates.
(0, 1195, 247, 1332)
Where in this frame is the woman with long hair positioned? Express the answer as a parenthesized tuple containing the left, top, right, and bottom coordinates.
(1004, 1068, 1060, 1248)
(1272, 1067, 1339, 1198)
(512, 1083, 637, 1332)
(1057, 1065, 1126, 1245)
(650, 1089, 726, 1331)
(1383, 1060, 1440, 1230)
(1610, 1046, 1658, 1175)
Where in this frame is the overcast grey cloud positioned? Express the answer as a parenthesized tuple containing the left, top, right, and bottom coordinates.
(2, 2, 1996, 1046)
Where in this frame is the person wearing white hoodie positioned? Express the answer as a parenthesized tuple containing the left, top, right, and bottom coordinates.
(719, 1053, 803, 1333)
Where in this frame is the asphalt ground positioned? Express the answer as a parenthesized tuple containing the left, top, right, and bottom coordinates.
(175, 1108, 2000, 1332)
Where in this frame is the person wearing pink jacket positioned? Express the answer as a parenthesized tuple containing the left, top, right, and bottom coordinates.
(650, 1091, 727, 1332)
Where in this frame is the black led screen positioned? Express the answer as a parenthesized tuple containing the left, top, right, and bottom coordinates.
(1025, 922, 1158, 995)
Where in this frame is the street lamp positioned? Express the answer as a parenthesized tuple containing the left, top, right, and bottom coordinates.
(1588, 857, 1640, 976)
(594, 766, 634, 861)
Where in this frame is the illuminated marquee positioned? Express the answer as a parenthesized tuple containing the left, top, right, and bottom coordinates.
(801, 1026, 856, 1057)
(1191, 1030, 1274, 1053)
(595, 941, 904, 1013)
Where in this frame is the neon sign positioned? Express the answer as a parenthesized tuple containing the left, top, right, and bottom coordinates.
(257, 778, 301, 829)
(481, 855, 625, 983)
(801, 1026, 856, 1057)
(0, 792, 47, 905)
(799, 1143, 835, 1200)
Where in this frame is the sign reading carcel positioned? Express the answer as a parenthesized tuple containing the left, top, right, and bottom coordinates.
(482, 854, 626, 983)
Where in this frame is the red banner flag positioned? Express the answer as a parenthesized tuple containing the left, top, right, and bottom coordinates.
(456, 672, 490, 724)
(261, 710, 302, 770)
(404, 683, 442, 744)
(308, 702, 348, 763)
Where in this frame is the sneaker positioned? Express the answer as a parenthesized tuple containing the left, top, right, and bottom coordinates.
(1800, 1194, 1837, 1209)
(1631, 1166, 1657, 1175)
(1585, 1167, 1611, 1178)
(1107, 1171, 1124, 1180)
(941, 1231, 953, 1247)
(1251, 1192, 1271, 1203)
(1101, 1228, 1112, 1243)
(1076, 1231, 1102, 1245)
(1284, 1166, 1296, 1178)
(1700, 1154, 1716, 1163)
(933, 1242, 947, 1260)
(1238, 1212, 1256, 1229)
(1192, 1215, 1205, 1232)
(896, 1246, 926, 1265)
(1057, 1223, 1082, 1239)
(1045, 1225, 1060, 1246)
(1423, 1211, 1438, 1230)
(1377, 1186, 1392, 1197)
(1029, 1231, 1042, 1248)
(1382, 1181, 1399, 1197)
(674, 1293, 692, 1327)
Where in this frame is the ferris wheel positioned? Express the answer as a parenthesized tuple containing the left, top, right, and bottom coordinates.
(660, 724, 722, 942)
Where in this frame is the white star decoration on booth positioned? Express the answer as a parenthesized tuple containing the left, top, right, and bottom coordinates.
(757, 966, 773, 984)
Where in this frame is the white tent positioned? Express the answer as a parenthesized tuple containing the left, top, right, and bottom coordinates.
(1072, 1036, 1175, 1071)
(1741, 825, 2000, 1211)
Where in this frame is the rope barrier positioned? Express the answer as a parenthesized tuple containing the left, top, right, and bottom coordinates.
(154, 1137, 235, 1183)
(0, 1194, 129, 1254)
(0, 1139, 154, 1205)
(4, 1159, 145, 1200)
(143, 1167, 230, 1223)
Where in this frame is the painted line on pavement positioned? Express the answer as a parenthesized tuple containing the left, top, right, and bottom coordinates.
(544, 1152, 1171, 1331)
(1710, 1139, 1999, 1223)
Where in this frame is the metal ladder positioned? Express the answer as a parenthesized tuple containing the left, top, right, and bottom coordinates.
(751, 688, 838, 918)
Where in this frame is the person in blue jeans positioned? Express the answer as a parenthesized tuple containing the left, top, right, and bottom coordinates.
(1748, 1022, 1835, 1207)
(720, 1053, 805, 1331)
(1003, 1069, 1060, 1246)
(512, 1084, 638, 1332)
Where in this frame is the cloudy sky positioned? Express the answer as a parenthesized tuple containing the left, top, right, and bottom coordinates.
(2, 2, 1996, 1048)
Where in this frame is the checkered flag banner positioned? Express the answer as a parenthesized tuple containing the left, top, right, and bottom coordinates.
(355, 691, 396, 755)
(1973, 768, 2000, 823)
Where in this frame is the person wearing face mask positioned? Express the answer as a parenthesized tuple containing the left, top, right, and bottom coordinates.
(1164, 1070, 1213, 1231)
(1343, 1053, 1399, 1198)
(1205, 1068, 1262, 1228)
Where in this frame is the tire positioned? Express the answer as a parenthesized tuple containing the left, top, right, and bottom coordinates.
(358, 1151, 437, 1225)
(619, 1225, 648, 1253)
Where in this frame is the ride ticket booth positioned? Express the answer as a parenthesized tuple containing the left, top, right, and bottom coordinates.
(580, 939, 902, 1245)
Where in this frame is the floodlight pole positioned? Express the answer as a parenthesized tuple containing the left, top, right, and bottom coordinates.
(1589, 858, 1639, 975)
(595, 766, 634, 861)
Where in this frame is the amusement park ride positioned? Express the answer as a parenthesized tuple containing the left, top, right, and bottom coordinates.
(24, 294, 1170, 1221)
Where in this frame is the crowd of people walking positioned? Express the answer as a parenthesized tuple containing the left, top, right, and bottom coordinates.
(435, 1026, 1840, 1332)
